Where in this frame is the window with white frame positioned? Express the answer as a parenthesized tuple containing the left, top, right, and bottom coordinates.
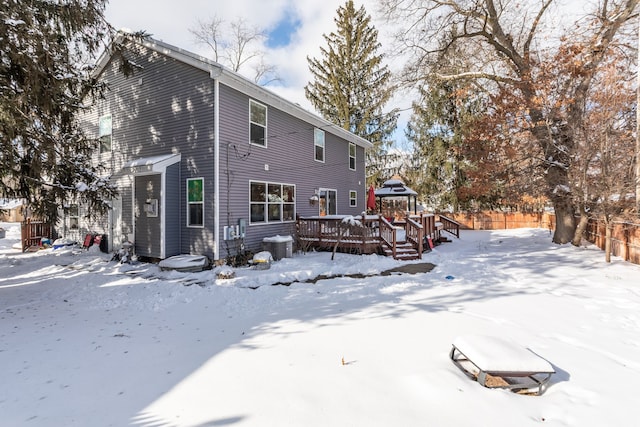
(318, 188, 337, 216)
(187, 178, 204, 227)
(250, 100, 267, 146)
(68, 203, 79, 229)
(250, 181, 295, 224)
(349, 142, 356, 170)
(314, 128, 325, 162)
(349, 190, 357, 207)
(99, 114, 112, 153)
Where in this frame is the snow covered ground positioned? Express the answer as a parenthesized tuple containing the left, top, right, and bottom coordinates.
(1, 221, 639, 427)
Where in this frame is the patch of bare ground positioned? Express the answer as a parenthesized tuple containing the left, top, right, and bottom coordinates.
(270, 262, 436, 287)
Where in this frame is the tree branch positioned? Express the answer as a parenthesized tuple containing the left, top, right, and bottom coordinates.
(435, 71, 520, 86)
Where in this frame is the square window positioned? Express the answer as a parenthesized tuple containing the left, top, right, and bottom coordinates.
(188, 204, 203, 226)
(268, 204, 281, 221)
(283, 204, 294, 221)
(283, 185, 295, 202)
(251, 182, 266, 202)
(251, 203, 265, 223)
(268, 184, 282, 202)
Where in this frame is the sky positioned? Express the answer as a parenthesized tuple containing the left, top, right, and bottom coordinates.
(104, 0, 590, 149)
(105, 1, 391, 113)
(2, 222, 640, 426)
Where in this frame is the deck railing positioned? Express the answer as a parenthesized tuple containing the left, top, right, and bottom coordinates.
(420, 214, 436, 239)
(296, 214, 381, 254)
(439, 215, 461, 238)
(296, 212, 455, 259)
(405, 216, 423, 257)
(379, 216, 397, 258)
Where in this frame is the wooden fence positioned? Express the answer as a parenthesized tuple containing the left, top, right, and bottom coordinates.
(447, 211, 640, 265)
(583, 220, 640, 265)
(448, 211, 555, 231)
(21, 219, 52, 252)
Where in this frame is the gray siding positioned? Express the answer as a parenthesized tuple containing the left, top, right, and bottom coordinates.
(218, 84, 367, 254)
(82, 42, 217, 258)
(81, 40, 368, 260)
(165, 162, 181, 257)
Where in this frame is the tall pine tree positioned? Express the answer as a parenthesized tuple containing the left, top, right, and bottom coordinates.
(0, 1, 137, 222)
(406, 81, 481, 211)
(305, 0, 397, 186)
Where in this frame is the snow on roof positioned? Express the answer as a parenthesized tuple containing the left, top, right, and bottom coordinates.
(0, 199, 24, 210)
(383, 179, 405, 187)
(118, 153, 182, 176)
(122, 153, 180, 168)
(373, 179, 418, 197)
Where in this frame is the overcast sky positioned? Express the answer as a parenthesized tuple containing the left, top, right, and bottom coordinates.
(104, 0, 590, 147)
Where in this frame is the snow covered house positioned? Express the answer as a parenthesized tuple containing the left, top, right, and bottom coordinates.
(75, 33, 371, 261)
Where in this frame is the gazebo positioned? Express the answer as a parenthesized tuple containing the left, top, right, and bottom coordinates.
(372, 179, 418, 222)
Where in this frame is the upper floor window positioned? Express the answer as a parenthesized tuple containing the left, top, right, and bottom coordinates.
(250, 100, 267, 147)
(314, 128, 325, 162)
(349, 143, 356, 170)
(99, 114, 112, 153)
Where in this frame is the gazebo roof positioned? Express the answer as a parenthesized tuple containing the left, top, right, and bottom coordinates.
(374, 179, 418, 197)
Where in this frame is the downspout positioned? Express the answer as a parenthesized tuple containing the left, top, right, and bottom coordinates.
(212, 68, 221, 261)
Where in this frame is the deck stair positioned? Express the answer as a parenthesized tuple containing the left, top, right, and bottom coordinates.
(295, 213, 458, 261)
(381, 240, 421, 261)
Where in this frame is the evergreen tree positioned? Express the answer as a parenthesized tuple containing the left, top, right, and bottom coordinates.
(305, 0, 397, 186)
(0, 1, 136, 223)
(407, 81, 482, 211)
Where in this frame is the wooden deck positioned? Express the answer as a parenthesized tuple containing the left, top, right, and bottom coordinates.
(296, 215, 381, 254)
(296, 213, 460, 260)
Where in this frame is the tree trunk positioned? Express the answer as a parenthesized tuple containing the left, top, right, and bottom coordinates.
(530, 119, 576, 244)
(572, 204, 589, 246)
(605, 219, 613, 263)
(551, 198, 576, 244)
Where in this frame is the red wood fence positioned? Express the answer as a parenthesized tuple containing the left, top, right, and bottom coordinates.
(20, 219, 52, 252)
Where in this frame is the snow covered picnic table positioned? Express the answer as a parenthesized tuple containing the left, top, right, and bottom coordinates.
(450, 335, 555, 395)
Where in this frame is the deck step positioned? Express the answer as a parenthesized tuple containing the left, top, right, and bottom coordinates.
(382, 242, 421, 260)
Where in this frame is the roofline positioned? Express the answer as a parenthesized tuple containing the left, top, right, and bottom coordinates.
(93, 31, 373, 150)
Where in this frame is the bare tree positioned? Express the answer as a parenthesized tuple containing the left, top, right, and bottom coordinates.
(379, 0, 638, 244)
(571, 51, 636, 260)
(189, 15, 279, 85)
